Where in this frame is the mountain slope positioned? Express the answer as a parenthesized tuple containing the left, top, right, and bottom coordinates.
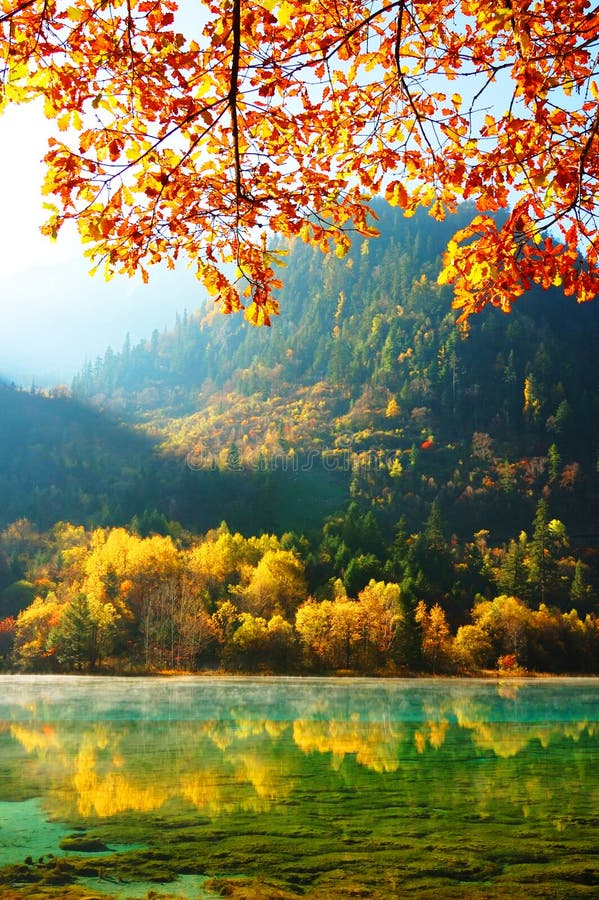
(69, 201, 599, 541)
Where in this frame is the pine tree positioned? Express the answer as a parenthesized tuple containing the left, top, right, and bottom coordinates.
(497, 532, 529, 602)
(393, 579, 423, 670)
(424, 500, 446, 551)
(570, 560, 595, 613)
(548, 443, 561, 484)
(384, 517, 409, 582)
(54, 593, 95, 671)
(528, 499, 555, 605)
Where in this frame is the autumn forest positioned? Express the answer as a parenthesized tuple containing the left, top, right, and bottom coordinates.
(1, 204, 598, 676)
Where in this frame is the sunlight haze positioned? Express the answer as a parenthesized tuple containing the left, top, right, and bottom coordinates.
(0, 103, 78, 275)
(0, 105, 202, 386)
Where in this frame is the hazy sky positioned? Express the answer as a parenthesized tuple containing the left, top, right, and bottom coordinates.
(0, 103, 201, 386)
(0, 103, 68, 274)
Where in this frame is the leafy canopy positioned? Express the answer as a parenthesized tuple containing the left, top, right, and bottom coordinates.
(2, 0, 599, 323)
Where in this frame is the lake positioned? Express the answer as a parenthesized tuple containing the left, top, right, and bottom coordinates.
(0, 675, 597, 899)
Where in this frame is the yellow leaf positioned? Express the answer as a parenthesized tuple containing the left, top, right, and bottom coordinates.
(245, 302, 269, 326)
(277, 1, 293, 25)
(126, 144, 141, 162)
(385, 180, 408, 208)
(3, 82, 28, 103)
(518, 28, 531, 55)
(469, 261, 488, 286)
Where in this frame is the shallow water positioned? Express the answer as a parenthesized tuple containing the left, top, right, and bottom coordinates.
(0, 675, 598, 898)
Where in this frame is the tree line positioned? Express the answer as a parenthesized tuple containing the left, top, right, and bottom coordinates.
(1, 504, 597, 675)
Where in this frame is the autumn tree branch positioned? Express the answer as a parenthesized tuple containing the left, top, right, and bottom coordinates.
(0, 0, 36, 25)
(229, 0, 243, 206)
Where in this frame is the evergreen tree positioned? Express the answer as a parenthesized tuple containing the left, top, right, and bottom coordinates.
(393, 579, 424, 670)
(384, 517, 410, 583)
(496, 532, 530, 601)
(529, 499, 548, 596)
(528, 499, 558, 605)
(424, 500, 446, 551)
(407, 501, 454, 604)
(53, 593, 95, 671)
(343, 553, 382, 597)
(570, 560, 595, 613)
(548, 443, 561, 484)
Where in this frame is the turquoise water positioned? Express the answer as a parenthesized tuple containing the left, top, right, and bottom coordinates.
(0, 675, 598, 898)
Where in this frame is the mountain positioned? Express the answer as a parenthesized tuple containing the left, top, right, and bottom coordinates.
(0, 382, 173, 529)
(2, 201, 599, 675)
(69, 200, 599, 541)
(2, 199, 598, 545)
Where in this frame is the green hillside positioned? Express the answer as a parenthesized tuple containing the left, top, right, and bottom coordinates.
(69, 200, 599, 542)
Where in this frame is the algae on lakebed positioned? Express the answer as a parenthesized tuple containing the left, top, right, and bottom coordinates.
(0, 676, 598, 898)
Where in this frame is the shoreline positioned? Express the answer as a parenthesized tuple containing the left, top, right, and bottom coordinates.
(0, 668, 597, 679)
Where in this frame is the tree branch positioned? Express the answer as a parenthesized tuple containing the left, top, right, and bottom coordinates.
(0, 0, 37, 25)
(229, 0, 243, 205)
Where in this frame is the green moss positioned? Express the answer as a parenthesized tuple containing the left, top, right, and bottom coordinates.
(59, 835, 109, 853)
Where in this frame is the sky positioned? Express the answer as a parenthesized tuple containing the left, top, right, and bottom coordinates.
(0, 103, 70, 274)
(0, 103, 201, 386)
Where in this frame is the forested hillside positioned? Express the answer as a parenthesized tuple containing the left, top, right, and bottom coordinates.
(2, 201, 598, 674)
(72, 200, 599, 539)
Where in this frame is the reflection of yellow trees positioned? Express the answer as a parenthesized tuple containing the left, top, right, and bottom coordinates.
(414, 720, 449, 754)
(10, 723, 58, 755)
(453, 708, 598, 759)
(6, 695, 599, 824)
(73, 741, 293, 818)
(229, 749, 293, 800)
(181, 751, 295, 814)
(9, 717, 296, 819)
(180, 773, 231, 813)
(74, 742, 169, 817)
(293, 720, 402, 773)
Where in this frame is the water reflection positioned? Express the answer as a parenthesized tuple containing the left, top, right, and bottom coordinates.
(1, 677, 598, 898)
(1, 676, 597, 819)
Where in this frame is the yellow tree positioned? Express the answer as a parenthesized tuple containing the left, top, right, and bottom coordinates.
(13, 592, 64, 670)
(454, 622, 494, 671)
(82, 527, 139, 655)
(356, 579, 403, 668)
(185, 528, 262, 601)
(329, 599, 364, 669)
(471, 594, 532, 667)
(295, 598, 334, 669)
(237, 548, 306, 618)
(2, 1, 599, 321)
(415, 600, 454, 673)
